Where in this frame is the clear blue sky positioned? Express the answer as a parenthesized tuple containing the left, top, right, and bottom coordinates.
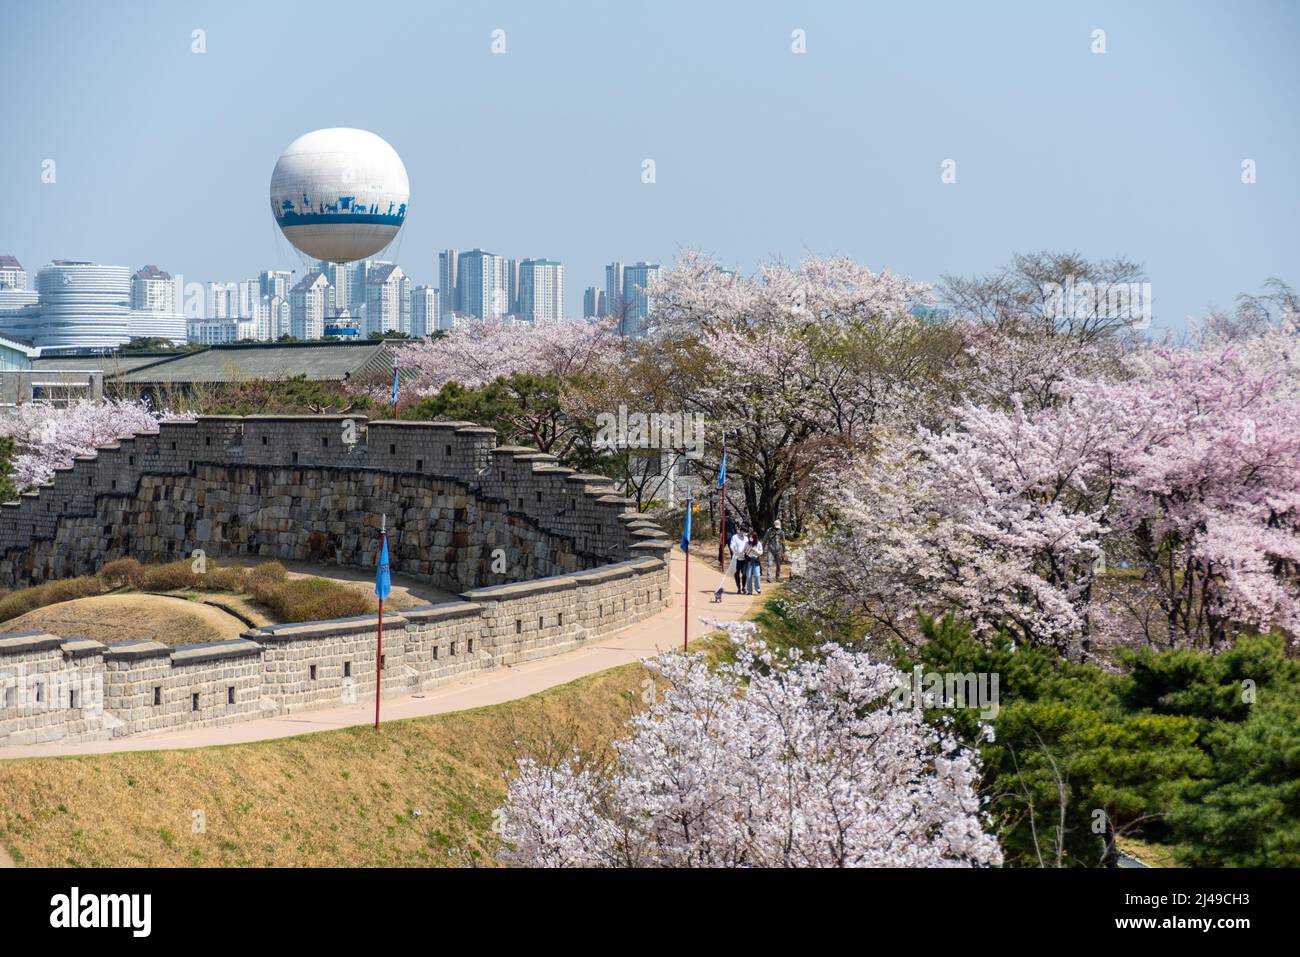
(3, 0, 1297, 332)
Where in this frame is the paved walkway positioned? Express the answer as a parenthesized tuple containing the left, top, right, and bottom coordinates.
(0, 551, 765, 761)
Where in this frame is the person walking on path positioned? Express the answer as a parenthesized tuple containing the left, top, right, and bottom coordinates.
(763, 520, 786, 581)
(729, 525, 750, 593)
(743, 531, 764, 595)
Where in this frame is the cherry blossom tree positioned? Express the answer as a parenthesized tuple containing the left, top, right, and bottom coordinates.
(0, 398, 194, 491)
(799, 323, 1300, 654)
(644, 252, 962, 530)
(497, 621, 1003, 867)
(397, 317, 622, 396)
(799, 386, 1142, 656)
(1093, 340, 1300, 647)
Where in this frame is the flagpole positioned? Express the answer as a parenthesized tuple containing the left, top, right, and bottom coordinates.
(683, 498, 690, 653)
(375, 514, 386, 729)
(683, 531, 689, 653)
(719, 434, 726, 570)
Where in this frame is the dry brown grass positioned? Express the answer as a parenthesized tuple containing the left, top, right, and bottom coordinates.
(0, 662, 654, 867)
(4, 594, 245, 647)
(247, 575, 374, 623)
(0, 576, 105, 623)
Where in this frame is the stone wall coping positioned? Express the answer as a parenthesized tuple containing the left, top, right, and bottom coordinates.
(171, 638, 263, 665)
(104, 639, 173, 661)
(157, 419, 199, 428)
(567, 562, 640, 585)
(452, 425, 496, 436)
(491, 445, 537, 455)
(0, 631, 64, 654)
(629, 540, 674, 556)
(250, 613, 408, 642)
(631, 528, 670, 541)
(366, 419, 472, 429)
(564, 473, 614, 485)
(235, 414, 365, 422)
(61, 638, 108, 659)
(398, 600, 483, 623)
(460, 574, 579, 602)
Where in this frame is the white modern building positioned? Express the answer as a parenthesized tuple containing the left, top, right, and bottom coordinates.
(187, 318, 239, 345)
(458, 249, 513, 321)
(33, 261, 133, 354)
(363, 262, 411, 336)
(517, 259, 565, 322)
(0, 255, 28, 291)
(259, 269, 293, 302)
(290, 270, 332, 340)
(411, 285, 439, 338)
(129, 265, 186, 345)
(206, 281, 239, 320)
(254, 294, 291, 341)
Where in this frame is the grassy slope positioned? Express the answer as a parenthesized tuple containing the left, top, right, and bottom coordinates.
(0, 662, 655, 867)
(5, 594, 244, 647)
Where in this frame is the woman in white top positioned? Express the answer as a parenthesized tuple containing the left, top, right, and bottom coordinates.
(743, 533, 764, 595)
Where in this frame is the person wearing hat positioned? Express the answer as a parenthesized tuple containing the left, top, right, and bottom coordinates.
(763, 520, 786, 581)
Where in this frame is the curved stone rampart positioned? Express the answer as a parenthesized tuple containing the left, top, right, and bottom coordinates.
(0, 416, 673, 747)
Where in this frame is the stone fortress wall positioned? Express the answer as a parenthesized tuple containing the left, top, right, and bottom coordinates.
(0, 416, 674, 748)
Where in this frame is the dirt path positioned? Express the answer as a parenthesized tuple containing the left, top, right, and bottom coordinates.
(0, 551, 763, 760)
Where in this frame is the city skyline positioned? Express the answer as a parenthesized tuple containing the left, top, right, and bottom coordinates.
(2, 1, 1297, 333)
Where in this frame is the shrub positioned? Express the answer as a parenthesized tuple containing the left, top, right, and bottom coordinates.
(251, 576, 374, 623)
(99, 557, 145, 589)
(193, 565, 247, 593)
(140, 560, 200, 592)
(0, 576, 105, 623)
(245, 562, 288, 592)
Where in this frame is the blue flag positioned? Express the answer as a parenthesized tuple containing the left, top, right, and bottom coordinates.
(717, 447, 727, 489)
(391, 366, 400, 410)
(680, 499, 692, 552)
(375, 532, 391, 600)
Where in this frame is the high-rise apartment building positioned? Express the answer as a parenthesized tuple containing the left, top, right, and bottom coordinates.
(255, 294, 290, 341)
(130, 265, 186, 344)
(457, 249, 512, 321)
(605, 262, 625, 324)
(259, 269, 293, 302)
(206, 281, 239, 320)
(622, 261, 660, 334)
(0, 255, 27, 291)
(290, 270, 332, 340)
(364, 263, 411, 335)
(517, 259, 565, 322)
(411, 285, 439, 338)
(438, 249, 459, 322)
(583, 285, 606, 318)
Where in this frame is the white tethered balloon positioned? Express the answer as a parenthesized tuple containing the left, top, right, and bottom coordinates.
(269, 128, 409, 264)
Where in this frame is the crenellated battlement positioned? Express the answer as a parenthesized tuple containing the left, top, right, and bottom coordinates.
(0, 415, 668, 590)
